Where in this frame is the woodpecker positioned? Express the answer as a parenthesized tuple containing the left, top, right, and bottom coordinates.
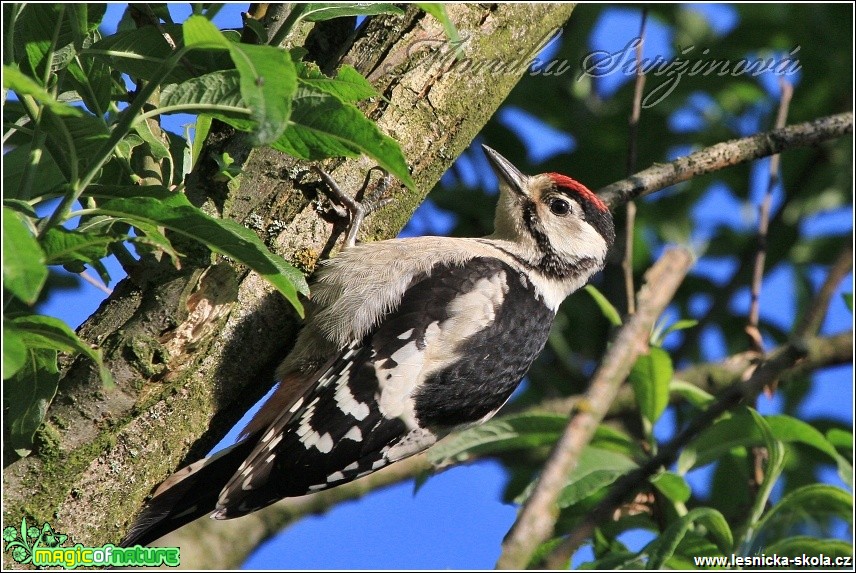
(121, 145, 615, 547)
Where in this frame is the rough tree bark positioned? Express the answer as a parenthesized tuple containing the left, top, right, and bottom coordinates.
(2, 3, 577, 552)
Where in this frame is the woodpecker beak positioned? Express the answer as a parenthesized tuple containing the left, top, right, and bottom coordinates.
(482, 145, 528, 197)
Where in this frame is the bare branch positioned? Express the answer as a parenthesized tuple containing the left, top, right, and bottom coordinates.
(794, 241, 854, 338)
(598, 112, 853, 210)
(622, 9, 648, 316)
(747, 80, 793, 352)
(495, 248, 694, 570)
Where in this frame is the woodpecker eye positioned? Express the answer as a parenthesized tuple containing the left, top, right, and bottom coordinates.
(549, 198, 571, 216)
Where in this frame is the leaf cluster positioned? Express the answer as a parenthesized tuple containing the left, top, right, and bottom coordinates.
(2, 3, 417, 455)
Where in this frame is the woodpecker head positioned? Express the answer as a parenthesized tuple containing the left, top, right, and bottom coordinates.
(482, 145, 615, 281)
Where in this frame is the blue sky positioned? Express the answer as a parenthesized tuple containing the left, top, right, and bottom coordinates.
(32, 4, 852, 569)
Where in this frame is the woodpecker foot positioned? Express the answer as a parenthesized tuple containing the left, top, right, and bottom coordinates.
(314, 167, 394, 249)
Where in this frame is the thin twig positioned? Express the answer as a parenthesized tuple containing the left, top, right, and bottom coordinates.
(747, 80, 793, 352)
(495, 248, 694, 570)
(543, 340, 808, 568)
(79, 270, 113, 296)
(597, 112, 852, 210)
(793, 241, 854, 338)
(622, 10, 648, 316)
(744, 80, 793, 505)
(672, 149, 828, 359)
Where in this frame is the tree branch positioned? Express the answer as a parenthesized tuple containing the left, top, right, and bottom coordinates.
(543, 339, 809, 568)
(746, 80, 793, 352)
(495, 248, 695, 569)
(598, 112, 853, 209)
(530, 330, 852, 420)
(794, 241, 854, 338)
(621, 8, 648, 316)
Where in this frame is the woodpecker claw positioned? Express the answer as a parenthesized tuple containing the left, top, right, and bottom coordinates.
(313, 167, 393, 250)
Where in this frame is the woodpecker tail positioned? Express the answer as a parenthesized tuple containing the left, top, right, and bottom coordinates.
(120, 436, 258, 547)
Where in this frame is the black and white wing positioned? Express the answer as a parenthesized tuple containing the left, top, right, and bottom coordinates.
(213, 256, 555, 518)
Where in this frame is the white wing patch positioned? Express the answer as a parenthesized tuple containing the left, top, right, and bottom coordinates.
(334, 380, 370, 421)
(296, 397, 334, 453)
(343, 426, 363, 442)
(375, 339, 426, 425)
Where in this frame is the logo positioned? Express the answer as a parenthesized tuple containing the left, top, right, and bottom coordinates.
(3, 517, 180, 568)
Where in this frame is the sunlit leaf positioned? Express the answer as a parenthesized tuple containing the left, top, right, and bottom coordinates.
(2, 208, 47, 304)
(9, 314, 113, 387)
(584, 284, 622, 326)
(272, 87, 414, 189)
(628, 347, 673, 425)
(428, 412, 566, 464)
(90, 194, 308, 315)
(651, 471, 691, 504)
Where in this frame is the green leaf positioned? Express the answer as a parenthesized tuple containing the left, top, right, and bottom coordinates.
(273, 87, 414, 189)
(88, 25, 180, 82)
(40, 112, 111, 181)
(427, 412, 567, 464)
(3, 323, 28, 379)
(4, 347, 60, 456)
(669, 378, 715, 409)
(132, 118, 171, 162)
(296, 62, 378, 102)
(526, 537, 567, 569)
(628, 347, 673, 425)
(40, 227, 117, 270)
(90, 195, 308, 315)
(10, 315, 113, 387)
(160, 70, 248, 116)
(843, 292, 853, 312)
(183, 15, 296, 145)
(556, 447, 638, 508)
(753, 484, 852, 546)
(299, 3, 404, 22)
(645, 508, 733, 569)
(651, 471, 691, 504)
(126, 220, 182, 268)
(767, 415, 853, 488)
(590, 424, 642, 458)
(192, 115, 214, 169)
(584, 284, 622, 326)
(677, 409, 852, 482)
(765, 536, 853, 560)
(3, 199, 38, 219)
(825, 428, 852, 451)
(13, 4, 100, 79)
(3, 65, 84, 117)
(66, 41, 112, 117)
(655, 318, 698, 345)
(2, 207, 48, 304)
(3, 144, 67, 201)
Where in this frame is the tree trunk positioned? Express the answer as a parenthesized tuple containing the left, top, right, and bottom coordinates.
(2, 3, 576, 551)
